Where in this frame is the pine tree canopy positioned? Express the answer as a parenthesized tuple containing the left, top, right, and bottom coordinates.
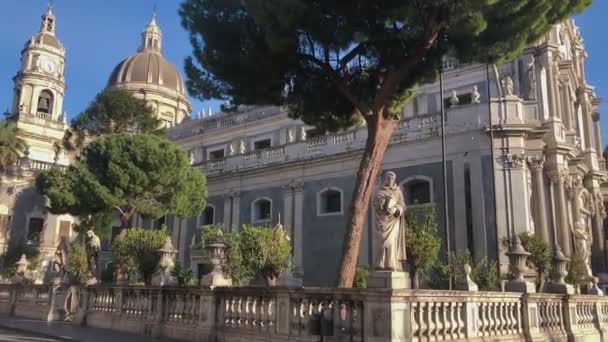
(64, 88, 164, 151)
(180, 0, 590, 131)
(37, 134, 207, 226)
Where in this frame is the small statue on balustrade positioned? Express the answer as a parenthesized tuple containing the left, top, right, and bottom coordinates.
(373, 171, 407, 272)
(85, 229, 101, 284)
(52, 239, 69, 276)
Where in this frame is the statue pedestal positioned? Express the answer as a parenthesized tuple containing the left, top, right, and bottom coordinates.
(368, 271, 410, 289)
(543, 282, 575, 294)
(504, 279, 536, 293)
(201, 271, 232, 288)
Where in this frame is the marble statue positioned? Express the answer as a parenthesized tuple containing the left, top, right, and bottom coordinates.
(572, 219, 593, 278)
(299, 127, 307, 141)
(287, 128, 295, 143)
(373, 172, 407, 271)
(502, 76, 514, 96)
(52, 239, 68, 274)
(238, 140, 246, 154)
(471, 85, 481, 104)
(449, 90, 459, 106)
(85, 230, 101, 281)
(526, 56, 537, 100)
(228, 143, 235, 156)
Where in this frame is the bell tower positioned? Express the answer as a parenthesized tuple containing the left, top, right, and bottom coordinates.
(11, 4, 66, 122)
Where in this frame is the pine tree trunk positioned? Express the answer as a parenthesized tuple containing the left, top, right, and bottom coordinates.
(337, 114, 397, 287)
(120, 206, 137, 229)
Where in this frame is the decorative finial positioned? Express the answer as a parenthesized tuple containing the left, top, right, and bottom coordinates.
(150, 5, 158, 25)
(47, 1, 54, 14)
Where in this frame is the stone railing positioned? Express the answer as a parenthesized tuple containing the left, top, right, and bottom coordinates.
(4, 284, 608, 342)
(192, 108, 487, 177)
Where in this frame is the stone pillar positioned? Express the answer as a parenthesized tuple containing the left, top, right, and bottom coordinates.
(549, 170, 572, 257)
(592, 112, 602, 157)
(230, 192, 240, 231)
(527, 156, 550, 243)
(292, 182, 304, 275)
(592, 188, 606, 272)
(222, 193, 231, 231)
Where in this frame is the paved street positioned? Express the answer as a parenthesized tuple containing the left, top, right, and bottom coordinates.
(0, 328, 64, 342)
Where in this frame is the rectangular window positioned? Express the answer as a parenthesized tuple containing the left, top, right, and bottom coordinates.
(58, 221, 71, 240)
(253, 139, 271, 151)
(209, 149, 225, 160)
(28, 218, 44, 243)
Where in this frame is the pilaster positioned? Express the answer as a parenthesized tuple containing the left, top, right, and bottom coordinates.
(527, 155, 550, 243)
(548, 168, 572, 256)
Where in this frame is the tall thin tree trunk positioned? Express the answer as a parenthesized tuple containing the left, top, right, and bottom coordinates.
(337, 114, 397, 287)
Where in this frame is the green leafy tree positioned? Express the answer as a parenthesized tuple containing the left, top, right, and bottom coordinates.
(112, 227, 169, 284)
(566, 252, 588, 290)
(0, 243, 40, 279)
(406, 204, 441, 288)
(352, 266, 369, 289)
(180, 0, 590, 287)
(37, 134, 207, 228)
(0, 120, 27, 172)
(66, 242, 88, 282)
(518, 232, 552, 290)
(63, 88, 164, 152)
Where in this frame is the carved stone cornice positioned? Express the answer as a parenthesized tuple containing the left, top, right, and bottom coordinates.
(526, 155, 545, 171)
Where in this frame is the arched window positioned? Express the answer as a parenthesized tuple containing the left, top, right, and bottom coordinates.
(36, 89, 54, 114)
(317, 187, 343, 216)
(201, 205, 215, 226)
(251, 198, 272, 223)
(401, 176, 433, 205)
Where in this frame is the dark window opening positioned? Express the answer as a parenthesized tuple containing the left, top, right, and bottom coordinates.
(444, 93, 473, 108)
(253, 139, 271, 150)
(209, 149, 225, 161)
(320, 189, 342, 214)
(27, 218, 44, 244)
(403, 180, 431, 205)
(202, 206, 214, 225)
(254, 199, 271, 222)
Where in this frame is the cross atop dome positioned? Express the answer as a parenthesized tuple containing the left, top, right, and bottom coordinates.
(140, 11, 162, 53)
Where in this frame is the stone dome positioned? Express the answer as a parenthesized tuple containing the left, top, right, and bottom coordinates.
(107, 51, 186, 95)
(30, 32, 62, 50)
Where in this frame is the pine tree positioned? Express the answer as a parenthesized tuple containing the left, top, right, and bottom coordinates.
(180, 0, 591, 287)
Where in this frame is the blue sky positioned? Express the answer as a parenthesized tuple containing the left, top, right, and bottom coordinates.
(0, 1, 606, 145)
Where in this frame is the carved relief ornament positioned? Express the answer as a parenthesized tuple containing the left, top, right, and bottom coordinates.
(526, 155, 545, 171)
(502, 154, 526, 169)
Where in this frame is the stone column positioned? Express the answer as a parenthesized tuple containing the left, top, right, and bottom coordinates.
(527, 156, 550, 243)
(592, 188, 606, 272)
(292, 183, 304, 275)
(231, 191, 240, 231)
(223, 193, 232, 231)
(592, 112, 602, 155)
(549, 170, 571, 256)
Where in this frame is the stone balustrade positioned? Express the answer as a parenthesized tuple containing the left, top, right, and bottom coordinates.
(3, 284, 608, 341)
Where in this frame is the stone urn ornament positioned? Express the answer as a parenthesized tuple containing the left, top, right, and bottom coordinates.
(201, 241, 232, 287)
(12, 254, 30, 284)
(544, 246, 574, 294)
(504, 236, 535, 293)
(151, 237, 178, 286)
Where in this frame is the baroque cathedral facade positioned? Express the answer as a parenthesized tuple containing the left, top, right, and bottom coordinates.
(1, 7, 607, 288)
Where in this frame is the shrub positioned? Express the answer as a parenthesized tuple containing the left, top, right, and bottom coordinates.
(518, 232, 551, 288)
(0, 243, 41, 278)
(405, 204, 441, 288)
(202, 224, 291, 285)
(112, 227, 169, 284)
(433, 250, 501, 291)
(566, 252, 588, 289)
(66, 243, 88, 281)
(353, 266, 369, 288)
(172, 262, 198, 287)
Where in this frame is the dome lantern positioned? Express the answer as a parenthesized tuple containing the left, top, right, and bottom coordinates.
(140, 11, 162, 53)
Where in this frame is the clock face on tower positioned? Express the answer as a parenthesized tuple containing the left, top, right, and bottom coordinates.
(38, 57, 57, 74)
